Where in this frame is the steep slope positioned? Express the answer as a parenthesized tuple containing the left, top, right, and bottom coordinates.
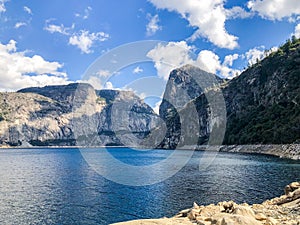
(159, 38, 300, 148)
(224, 40, 300, 144)
(158, 65, 226, 148)
(0, 83, 159, 147)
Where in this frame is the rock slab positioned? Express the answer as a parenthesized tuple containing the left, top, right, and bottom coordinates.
(112, 181, 300, 225)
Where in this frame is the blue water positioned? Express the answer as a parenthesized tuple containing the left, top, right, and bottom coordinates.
(0, 148, 299, 224)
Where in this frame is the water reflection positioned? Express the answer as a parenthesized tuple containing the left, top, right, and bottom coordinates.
(0, 148, 299, 224)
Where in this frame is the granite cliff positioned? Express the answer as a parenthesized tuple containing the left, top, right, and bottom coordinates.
(159, 38, 300, 149)
(0, 83, 159, 147)
(1, 38, 300, 149)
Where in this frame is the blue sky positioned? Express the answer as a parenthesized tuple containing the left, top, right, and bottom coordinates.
(0, 0, 300, 109)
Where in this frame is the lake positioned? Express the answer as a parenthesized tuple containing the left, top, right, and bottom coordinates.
(0, 148, 299, 224)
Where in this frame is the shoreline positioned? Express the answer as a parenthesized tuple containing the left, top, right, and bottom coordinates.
(111, 181, 300, 225)
(0, 144, 299, 160)
(217, 144, 300, 160)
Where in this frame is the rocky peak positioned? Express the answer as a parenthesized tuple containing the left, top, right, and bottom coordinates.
(160, 65, 224, 119)
(159, 38, 300, 148)
(0, 83, 161, 147)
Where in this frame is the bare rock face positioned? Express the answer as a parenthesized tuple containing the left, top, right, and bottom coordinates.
(0, 83, 160, 147)
(112, 181, 300, 225)
(158, 65, 226, 149)
(159, 40, 300, 149)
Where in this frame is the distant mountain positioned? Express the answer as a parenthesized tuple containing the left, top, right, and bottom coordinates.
(1, 38, 299, 148)
(159, 38, 300, 148)
(0, 83, 159, 147)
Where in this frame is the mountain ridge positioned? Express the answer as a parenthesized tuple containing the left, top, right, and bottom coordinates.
(159, 37, 300, 148)
(0, 38, 299, 149)
(0, 84, 160, 147)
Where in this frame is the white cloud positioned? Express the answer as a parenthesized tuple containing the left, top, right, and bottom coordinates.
(196, 50, 221, 74)
(245, 46, 265, 65)
(294, 23, 300, 38)
(79, 76, 102, 90)
(196, 51, 241, 78)
(44, 22, 74, 35)
(223, 54, 239, 67)
(97, 69, 111, 77)
(104, 81, 114, 89)
(79, 77, 114, 90)
(149, 0, 238, 49)
(0, 0, 8, 13)
(147, 41, 241, 80)
(244, 46, 278, 65)
(146, 14, 161, 36)
(23, 6, 32, 15)
(75, 6, 92, 20)
(69, 30, 109, 54)
(133, 66, 143, 74)
(247, 0, 300, 20)
(226, 6, 253, 19)
(0, 40, 70, 91)
(44, 20, 109, 54)
(147, 41, 194, 80)
(15, 22, 27, 29)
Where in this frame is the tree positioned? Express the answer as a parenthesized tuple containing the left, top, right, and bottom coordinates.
(292, 35, 297, 44)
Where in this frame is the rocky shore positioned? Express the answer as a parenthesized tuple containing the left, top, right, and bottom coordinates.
(112, 181, 300, 225)
(218, 144, 300, 160)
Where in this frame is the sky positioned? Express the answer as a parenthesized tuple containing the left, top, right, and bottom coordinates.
(1, 0, 300, 109)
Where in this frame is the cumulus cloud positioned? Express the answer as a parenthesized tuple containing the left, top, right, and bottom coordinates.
(0, 0, 8, 13)
(294, 23, 300, 38)
(196, 50, 221, 74)
(69, 30, 109, 54)
(104, 81, 114, 89)
(247, 0, 300, 20)
(147, 41, 241, 80)
(226, 6, 253, 19)
(146, 14, 161, 36)
(244, 46, 278, 65)
(15, 22, 27, 29)
(0, 40, 70, 91)
(149, 0, 238, 49)
(23, 6, 32, 15)
(223, 54, 239, 67)
(133, 66, 143, 74)
(147, 41, 194, 80)
(245, 46, 265, 65)
(196, 51, 241, 78)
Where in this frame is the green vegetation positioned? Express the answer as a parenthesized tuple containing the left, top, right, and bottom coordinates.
(224, 37, 300, 144)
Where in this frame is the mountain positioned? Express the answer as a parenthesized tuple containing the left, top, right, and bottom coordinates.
(159, 38, 300, 148)
(158, 65, 226, 149)
(0, 83, 160, 147)
(1, 38, 299, 148)
(223, 39, 300, 144)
